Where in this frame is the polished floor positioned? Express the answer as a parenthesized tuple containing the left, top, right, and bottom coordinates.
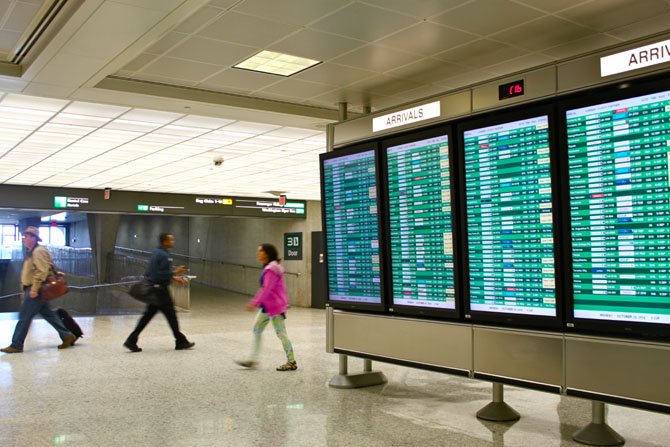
(0, 286, 668, 447)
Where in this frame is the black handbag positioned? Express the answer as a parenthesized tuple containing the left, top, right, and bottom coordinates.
(128, 278, 160, 306)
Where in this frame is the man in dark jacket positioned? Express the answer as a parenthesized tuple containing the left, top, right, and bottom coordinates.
(123, 233, 195, 352)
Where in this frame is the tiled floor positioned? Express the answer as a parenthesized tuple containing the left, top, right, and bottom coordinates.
(0, 286, 668, 447)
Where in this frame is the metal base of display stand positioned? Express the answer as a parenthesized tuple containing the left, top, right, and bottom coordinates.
(329, 371, 388, 389)
(476, 383, 521, 422)
(328, 355, 388, 389)
(572, 402, 625, 446)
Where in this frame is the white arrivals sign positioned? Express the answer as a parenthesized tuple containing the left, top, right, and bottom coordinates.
(601, 39, 670, 77)
(372, 101, 440, 132)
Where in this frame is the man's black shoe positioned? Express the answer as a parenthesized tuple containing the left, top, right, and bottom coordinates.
(175, 341, 195, 350)
(123, 341, 142, 352)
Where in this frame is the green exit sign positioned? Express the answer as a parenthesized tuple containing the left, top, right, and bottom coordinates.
(54, 196, 67, 208)
(137, 204, 149, 212)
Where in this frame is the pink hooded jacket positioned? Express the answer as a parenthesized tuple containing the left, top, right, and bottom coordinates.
(250, 260, 288, 316)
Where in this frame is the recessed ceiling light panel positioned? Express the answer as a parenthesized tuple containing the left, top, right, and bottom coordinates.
(234, 50, 321, 76)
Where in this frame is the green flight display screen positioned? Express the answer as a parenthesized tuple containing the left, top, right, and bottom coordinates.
(566, 90, 670, 325)
(464, 115, 557, 317)
(322, 149, 382, 304)
(386, 134, 456, 310)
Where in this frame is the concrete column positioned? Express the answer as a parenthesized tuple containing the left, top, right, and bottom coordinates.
(87, 213, 121, 282)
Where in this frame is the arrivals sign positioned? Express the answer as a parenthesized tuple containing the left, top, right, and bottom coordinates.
(600, 38, 670, 77)
(372, 101, 440, 132)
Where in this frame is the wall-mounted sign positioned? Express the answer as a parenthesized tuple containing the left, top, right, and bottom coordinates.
(54, 196, 89, 208)
(235, 199, 306, 216)
(137, 204, 185, 213)
(372, 101, 440, 132)
(1, 185, 306, 219)
(498, 79, 525, 100)
(601, 38, 670, 77)
(195, 197, 233, 205)
(284, 232, 302, 260)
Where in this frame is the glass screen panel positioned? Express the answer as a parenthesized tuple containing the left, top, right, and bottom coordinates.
(464, 115, 557, 317)
(566, 90, 670, 325)
(386, 134, 456, 310)
(322, 149, 382, 304)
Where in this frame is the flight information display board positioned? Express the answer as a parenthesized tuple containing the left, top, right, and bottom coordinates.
(566, 89, 670, 326)
(464, 115, 557, 317)
(386, 134, 456, 311)
(321, 147, 383, 307)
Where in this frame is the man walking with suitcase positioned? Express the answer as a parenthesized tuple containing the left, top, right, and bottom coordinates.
(1, 226, 76, 353)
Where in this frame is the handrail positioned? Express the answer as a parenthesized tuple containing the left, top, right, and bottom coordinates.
(0, 280, 140, 300)
(113, 246, 302, 277)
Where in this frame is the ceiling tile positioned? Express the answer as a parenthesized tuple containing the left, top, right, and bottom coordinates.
(62, 101, 130, 118)
(310, 3, 416, 42)
(436, 39, 531, 68)
(362, 0, 469, 18)
(310, 88, 390, 110)
(200, 67, 281, 93)
(483, 53, 556, 76)
(1, 93, 68, 111)
(232, 0, 351, 26)
(541, 34, 623, 59)
(514, 0, 585, 13)
(0, 30, 21, 59)
(332, 44, 420, 73)
(264, 127, 321, 139)
(140, 56, 222, 82)
(170, 115, 233, 129)
(269, 29, 364, 61)
(392, 83, 462, 101)
(144, 31, 189, 55)
(257, 79, 342, 98)
(166, 36, 256, 66)
(607, 12, 670, 40)
(3, 1, 39, 32)
(197, 11, 300, 47)
(174, 6, 224, 33)
(122, 53, 158, 72)
(490, 16, 595, 52)
(347, 75, 423, 97)
(387, 58, 468, 84)
(376, 22, 478, 56)
(433, 68, 500, 89)
(121, 108, 183, 124)
(557, 0, 670, 32)
(293, 62, 376, 87)
(223, 121, 280, 134)
(432, 0, 544, 35)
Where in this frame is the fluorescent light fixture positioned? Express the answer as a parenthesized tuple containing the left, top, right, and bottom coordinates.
(41, 212, 67, 222)
(234, 51, 320, 76)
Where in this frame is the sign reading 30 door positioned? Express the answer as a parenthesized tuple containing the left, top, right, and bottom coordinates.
(284, 233, 303, 260)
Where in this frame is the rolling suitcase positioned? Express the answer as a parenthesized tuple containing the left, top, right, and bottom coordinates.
(56, 308, 83, 343)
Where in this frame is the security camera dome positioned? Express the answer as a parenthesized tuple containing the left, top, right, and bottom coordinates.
(213, 156, 224, 166)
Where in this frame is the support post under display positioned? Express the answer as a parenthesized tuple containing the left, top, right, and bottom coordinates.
(476, 383, 521, 422)
(572, 401, 624, 446)
(328, 355, 388, 389)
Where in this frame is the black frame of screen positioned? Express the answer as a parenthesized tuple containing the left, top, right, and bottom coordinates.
(319, 141, 388, 313)
(457, 101, 565, 330)
(379, 124, 462, 320)
(558, 75, 670, 340)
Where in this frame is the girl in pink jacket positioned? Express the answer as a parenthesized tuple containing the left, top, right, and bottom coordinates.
(236, 243, 297, 371)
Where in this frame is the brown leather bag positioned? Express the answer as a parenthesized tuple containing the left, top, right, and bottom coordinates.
(40, 266, 69, 300)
